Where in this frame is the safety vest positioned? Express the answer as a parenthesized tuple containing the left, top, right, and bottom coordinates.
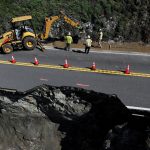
(85, 38, 92, 47)
(65, 35, 73, 44)
(99, 31, 103, 40)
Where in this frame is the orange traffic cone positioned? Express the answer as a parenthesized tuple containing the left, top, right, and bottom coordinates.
(91, 62, 96, 70)
(10, 55, 16, 63)
(63, 59, 69, 68)
(34, 57, 39, 65)
(125, 64, 130, 74)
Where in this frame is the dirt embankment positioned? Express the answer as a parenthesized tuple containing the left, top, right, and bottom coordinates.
(0, 85, 150, 150)
(51, 40, 150, 53)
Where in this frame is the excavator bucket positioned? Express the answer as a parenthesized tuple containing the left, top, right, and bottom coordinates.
(36, 40, 45, 52)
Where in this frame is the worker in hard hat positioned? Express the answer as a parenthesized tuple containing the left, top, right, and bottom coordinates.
(98, 29, 103, 48)
(84, 35, 92, 54)
(64, 32, 73, 51)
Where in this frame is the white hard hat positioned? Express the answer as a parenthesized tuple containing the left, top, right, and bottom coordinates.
(68, 32, 71, 35)
(87, 35, 90, 38)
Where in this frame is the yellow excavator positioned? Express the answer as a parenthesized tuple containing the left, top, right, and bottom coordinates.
(0, 13, 80, 54)
(39, 11, 81, 40)
(0, 15, 44, 54)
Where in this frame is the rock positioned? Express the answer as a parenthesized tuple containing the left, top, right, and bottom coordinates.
(0, 84, 149, 150)
(0, 114, 61, 150)
(103, 117, 150, 150)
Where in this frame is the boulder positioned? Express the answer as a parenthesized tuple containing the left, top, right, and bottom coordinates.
(0, 84, 149, 150)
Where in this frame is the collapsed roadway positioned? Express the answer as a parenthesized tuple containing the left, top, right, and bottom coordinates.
(0, 84, 149, 150)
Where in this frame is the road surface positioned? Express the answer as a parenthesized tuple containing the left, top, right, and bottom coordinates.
(0, 47, 150, 108)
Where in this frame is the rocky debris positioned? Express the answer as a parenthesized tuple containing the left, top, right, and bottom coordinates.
(0, 84, 149, 150)
(103, 117, 150, 150)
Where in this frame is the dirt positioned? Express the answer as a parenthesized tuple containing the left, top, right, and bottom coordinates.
(49, 41, 150, 53)
(0, 85, 149, 150)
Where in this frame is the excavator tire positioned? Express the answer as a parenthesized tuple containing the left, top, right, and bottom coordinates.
(23, 36, 37, 50)
(2, 44, 13, 54)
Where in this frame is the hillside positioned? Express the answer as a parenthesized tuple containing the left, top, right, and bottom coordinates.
(0, 0, 149, 43)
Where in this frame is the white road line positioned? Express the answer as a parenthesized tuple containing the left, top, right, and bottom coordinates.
(40, 78, 48, 81)
(76, 83, 89, 87)
(44, 46, 150, 57)
(132, 114, 145, 117)
(92, 50, 150, 56)
(127, 106, 150, 112)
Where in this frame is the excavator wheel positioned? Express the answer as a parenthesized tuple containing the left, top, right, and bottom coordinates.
(2, 44, 13, 54)
(23, 36, 37, 50)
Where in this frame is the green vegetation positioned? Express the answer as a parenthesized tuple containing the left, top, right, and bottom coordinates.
(0, 0, 149, 43)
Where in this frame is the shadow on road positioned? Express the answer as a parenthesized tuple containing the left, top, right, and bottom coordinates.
(54, 46, 66, 51)
(72, 49, 85, 54)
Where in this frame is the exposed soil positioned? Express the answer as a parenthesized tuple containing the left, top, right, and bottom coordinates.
(49, 41, 150, 53)
(0, 85, 150, 150)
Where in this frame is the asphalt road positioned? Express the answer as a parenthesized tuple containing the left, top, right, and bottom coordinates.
(0, 47, 150, 108)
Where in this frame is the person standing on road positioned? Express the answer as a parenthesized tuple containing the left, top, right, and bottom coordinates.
(98, 29, 103, 48)
(64, 32, 73, 51)
(84, 35, 92, 54)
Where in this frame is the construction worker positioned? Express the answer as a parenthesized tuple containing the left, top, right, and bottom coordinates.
(64, 32, 73, 51)
(84, 35, 92, 54)
(15, 28, 20, 40)
(98, 29, 103, 48)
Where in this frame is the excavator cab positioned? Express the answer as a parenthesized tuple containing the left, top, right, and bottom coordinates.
(0, 16, 37, 54)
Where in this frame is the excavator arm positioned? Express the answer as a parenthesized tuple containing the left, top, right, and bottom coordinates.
(40, 16, 60, 40)
(39, 12, 81, 40)
(63, 15, 80, 28)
